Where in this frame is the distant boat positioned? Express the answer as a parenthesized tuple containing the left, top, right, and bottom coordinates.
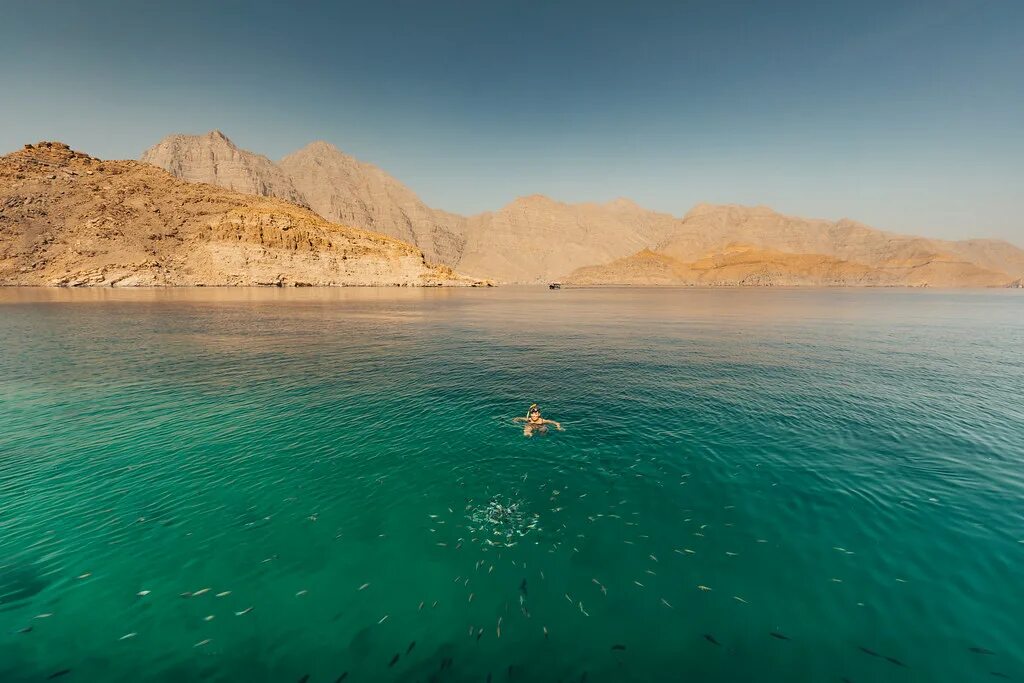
(549, 283, 561, 289)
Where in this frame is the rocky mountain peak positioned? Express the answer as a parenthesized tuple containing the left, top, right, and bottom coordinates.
(140, 131, 308, 208)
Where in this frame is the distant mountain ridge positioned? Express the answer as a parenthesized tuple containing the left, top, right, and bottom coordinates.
(139, 131, 1024, 287)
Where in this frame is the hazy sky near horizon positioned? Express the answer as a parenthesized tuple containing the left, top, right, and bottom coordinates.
(2, 0, 1021, 242)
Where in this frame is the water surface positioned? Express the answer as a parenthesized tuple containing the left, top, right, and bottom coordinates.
(1, 287, 1022, 682)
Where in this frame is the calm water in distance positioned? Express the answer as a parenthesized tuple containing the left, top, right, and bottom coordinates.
(1, 287, 1022, 682)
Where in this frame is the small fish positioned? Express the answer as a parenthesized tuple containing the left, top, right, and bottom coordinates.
(35, 613, 54, 619)
(204, 615, 215, 621)
(18, 626, 33, 634)
(885, 656, 907, 668)
(660, 598, 673, 608)
(725, 551, 738, 557)
(858, 647, 881, 657)
(520, 578, 528, 595)
(649, 554, 658, 562)
(697, 585, 711, 592)
(611, 644, 626, 651)
(295, 590, 308, 597)
(378, 615, 389, 624)
(770, 632, 790, 640)
(192, 588, 210, 597)
(543, 626, 549, 638)
(215, 591, 231, 597)
(704, 634, 720, 646)
(831, 578, 843, 583)
(137, 590, 150, 596)
(633, 580, 645, 588)
(469, 593, 474, 602)
(120, 633, 137, 640)
(47, 670, 71, 679)
(970, 647, 996, 655)
(235, 607, 253, 616)
(194, 639, 211, 647)
(358, 583, 370, 591)
(477, 628, 483, 642)
(77, 573, 91, 579)
(389, 653, 400, 667)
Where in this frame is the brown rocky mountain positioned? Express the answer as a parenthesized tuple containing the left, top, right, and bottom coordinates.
(0, 142, 475, 287)
(278, 141, 465, 267)
(137, 131, 1023, 287)
(456, 195, 679, 283)
(140, 130, 308, 208)
(567, 205, 1021, 287)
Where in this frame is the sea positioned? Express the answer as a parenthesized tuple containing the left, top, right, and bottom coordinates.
(0, 287, 1021, 682)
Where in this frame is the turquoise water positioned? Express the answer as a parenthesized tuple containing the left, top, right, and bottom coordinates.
(1, 287, 1021, 683)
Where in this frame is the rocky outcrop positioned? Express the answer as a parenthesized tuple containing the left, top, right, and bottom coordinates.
(142, 132, 466, 267)
(0, 142, 479, 287)
(141, 130, 308, 207)
(279, 141, 466, 267)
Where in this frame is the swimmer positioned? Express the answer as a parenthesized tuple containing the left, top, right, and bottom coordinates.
(513, 404, 563, 437)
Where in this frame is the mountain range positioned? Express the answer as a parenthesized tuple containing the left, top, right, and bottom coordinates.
(0, 142, 471, 287)
(139, 131, 1024, 287)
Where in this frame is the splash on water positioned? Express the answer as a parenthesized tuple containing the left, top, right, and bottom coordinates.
(466, 498, 540, 547)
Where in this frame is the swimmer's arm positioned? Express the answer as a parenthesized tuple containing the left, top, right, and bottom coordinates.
(512, 416, 527, 422)
(543, 419, 564, 430)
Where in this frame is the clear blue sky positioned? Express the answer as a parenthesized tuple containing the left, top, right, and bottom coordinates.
(2, 0, 1021, 242)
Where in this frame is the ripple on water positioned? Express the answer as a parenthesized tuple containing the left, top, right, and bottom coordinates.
(0, 288, 1022, 682)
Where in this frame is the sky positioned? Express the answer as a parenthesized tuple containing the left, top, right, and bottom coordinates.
(1, 0, 1021, 242)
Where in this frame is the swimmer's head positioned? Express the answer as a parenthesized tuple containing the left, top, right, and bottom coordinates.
(529, 404, 540, 416)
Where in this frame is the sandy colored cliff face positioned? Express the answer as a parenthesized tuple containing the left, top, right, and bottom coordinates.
(278, 141, 466, 267)
(0, 142, 474, 287)
(141, 132, 465, 267)
(140, 130, 309, 208)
